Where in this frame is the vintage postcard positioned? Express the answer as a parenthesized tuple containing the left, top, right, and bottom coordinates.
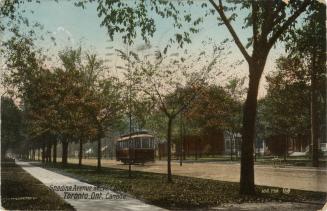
(1, 0, 326, 210)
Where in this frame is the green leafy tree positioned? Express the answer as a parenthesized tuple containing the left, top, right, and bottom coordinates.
(87, 76, 125, 170)
(1, 96, 23, 158)
(55, 48, 124, 169)
(131, 48, 221, 182)
(54, 48, 91, 164)
(184, 84, 242, 160)
(2, 34, 56, 162)
(208, 0, 314, 194)
(259, 59, 310, 160)
(284, 1, 326, 167)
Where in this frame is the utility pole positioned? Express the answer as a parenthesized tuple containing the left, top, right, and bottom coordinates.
(127, 44, 132, 178)
(179, 112, 183, 166)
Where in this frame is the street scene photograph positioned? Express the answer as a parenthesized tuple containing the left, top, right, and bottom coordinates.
(0, 0, 326, 210)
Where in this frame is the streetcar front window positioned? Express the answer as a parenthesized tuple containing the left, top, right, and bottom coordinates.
(142, 138, 149, 148)
(130, 138, 135, 148)
(135, 137, 141, 148)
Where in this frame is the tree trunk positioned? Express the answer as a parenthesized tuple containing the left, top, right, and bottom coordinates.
(45, 145, 49, 162)
(284, 136, 288, 162)
(311, 51, 319, 167)
(32, 149, 35, 160)
(183, 133, 186, 160)
(42, 144, 45, 163)
(179, 140, 183, 167)
(167, 117, 173, 182)
(79, 139, 83, 166)
(195, 141, 198, 160)
(97, 138, 101, 170)
(62, 141, 68, 165)
(240, 62, 264, 195)
(179, 114, 184, 166)
(230, 135, 233, 161)
(53, 139, 57, 163)
(47, 142, 52, 163)
(38, 148, 40, 161)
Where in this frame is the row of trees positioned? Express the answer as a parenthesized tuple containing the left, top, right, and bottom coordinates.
(3, 35, 125, 169)
(1, 19, 253, 188)
(1, 0, 325, 195)
(2, 28, 242, 177)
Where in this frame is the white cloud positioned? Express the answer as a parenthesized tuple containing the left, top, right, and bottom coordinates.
(53, 26, 75, 45)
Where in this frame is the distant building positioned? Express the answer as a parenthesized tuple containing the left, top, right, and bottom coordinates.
(178, 128, 225, 157)
(224, 132, 241, 156)
(156, 128, 225, 158)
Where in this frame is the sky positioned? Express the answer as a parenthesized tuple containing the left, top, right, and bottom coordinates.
(1, 0, 309, 98)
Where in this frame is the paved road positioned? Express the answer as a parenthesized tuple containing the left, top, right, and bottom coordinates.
(68, 158, 327, 192)
(16, 160, 165, 211)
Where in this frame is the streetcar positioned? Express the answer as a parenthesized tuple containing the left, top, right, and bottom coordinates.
(116, 131, 155, 164)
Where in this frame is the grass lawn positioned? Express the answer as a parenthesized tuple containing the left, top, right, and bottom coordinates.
(40, 162, 326, 210)
(161, 155, 327, 167)
(165, 155, 327, 167)
(1, 158, 74, 210)
(254, 158, 327, 167)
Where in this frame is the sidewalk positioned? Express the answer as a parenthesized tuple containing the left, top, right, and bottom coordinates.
(16, 161, 165, 211)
